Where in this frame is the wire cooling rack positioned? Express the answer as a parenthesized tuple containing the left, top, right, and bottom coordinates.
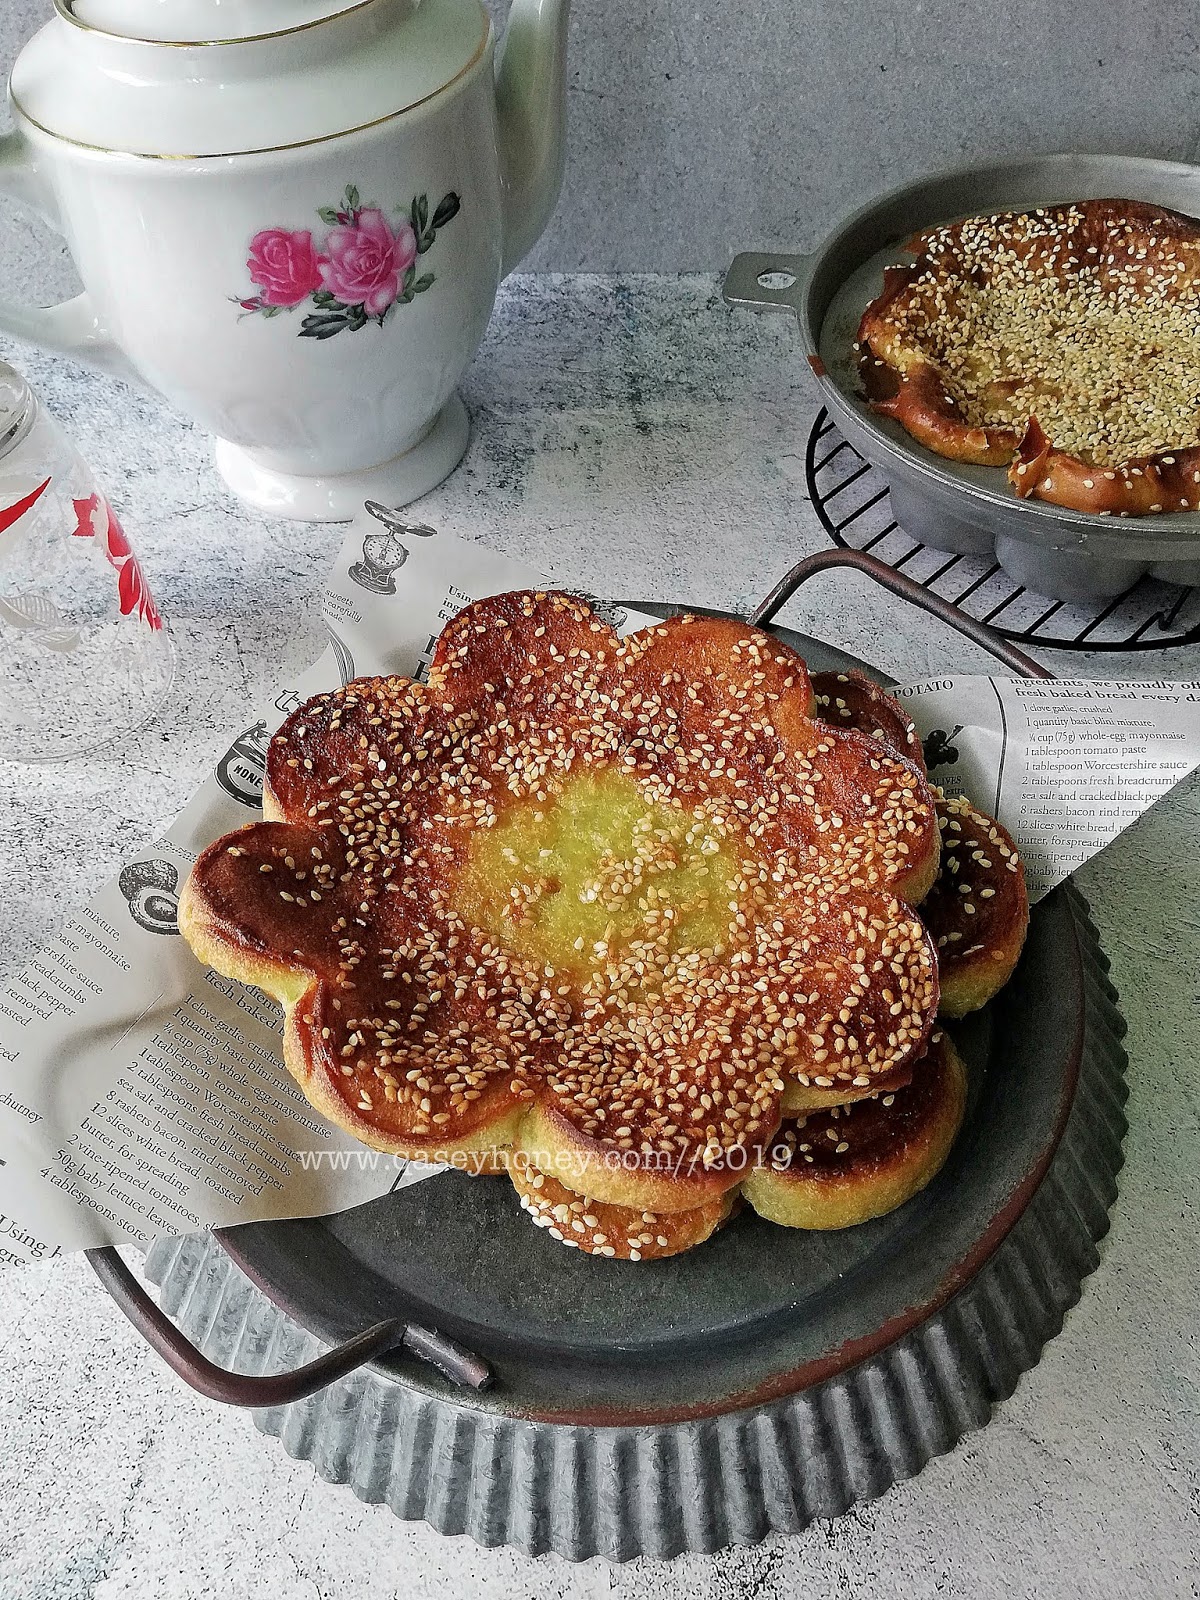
(806, 410, 1200, 651)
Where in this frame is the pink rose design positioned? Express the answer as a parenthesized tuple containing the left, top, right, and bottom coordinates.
(235, 189, 457, 338)
(318, 209, 418, 317)
(247, 229, 322, 308)
(393, 218, 419, 277)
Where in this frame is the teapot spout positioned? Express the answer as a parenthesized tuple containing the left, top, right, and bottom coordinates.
(494, 0, 570, 275)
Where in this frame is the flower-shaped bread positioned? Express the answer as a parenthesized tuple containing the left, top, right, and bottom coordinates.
(180, 592, 941, 1215)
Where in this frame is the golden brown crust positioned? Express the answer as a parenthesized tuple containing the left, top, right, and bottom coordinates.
(858, 199, 1200, 515)
(922, 791, 1029, 1019)
(1006, 415, 1200, 515)
(512, 1098, 739, 1213)
(741, 1029, 967, 1230)
(178, 820, 531, 1164)
(810, 673, 1030, 1021)
(510, 1157, 734, 1259)
(182, 590, 942, 1227)
(861, 313, 1017, 467)
(812, 669, 926, 777)
(780, 1055, 913, 1113)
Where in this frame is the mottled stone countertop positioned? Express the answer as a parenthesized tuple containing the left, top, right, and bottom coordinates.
(0, 276, 1197, 1600)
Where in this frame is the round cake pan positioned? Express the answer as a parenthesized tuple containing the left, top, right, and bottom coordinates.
(124, 614, 1128, 1559)
(724, 152, 1200, 603)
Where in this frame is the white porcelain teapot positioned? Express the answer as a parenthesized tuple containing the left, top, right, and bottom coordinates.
(1, 0, 570, 519)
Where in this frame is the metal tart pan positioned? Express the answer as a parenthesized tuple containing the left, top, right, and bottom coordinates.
(725, 152, 1200, 603)
(132, 620, 1128, 1560)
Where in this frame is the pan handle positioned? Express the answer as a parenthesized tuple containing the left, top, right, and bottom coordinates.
(749, 548, 1055, 681)
(87, 1245, 493, 1406)
(723, 252, 814, 321)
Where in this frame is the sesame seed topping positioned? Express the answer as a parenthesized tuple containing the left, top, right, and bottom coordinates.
(191, 590, 945, 1208)
(860, 200, 1200, 511)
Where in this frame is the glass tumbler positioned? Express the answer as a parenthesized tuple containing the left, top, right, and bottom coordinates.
(0, 363, 175, 762)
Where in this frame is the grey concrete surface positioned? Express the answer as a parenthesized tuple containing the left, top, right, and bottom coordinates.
(0, 274, 1198, 1597)
(4, 0, 1200, 283)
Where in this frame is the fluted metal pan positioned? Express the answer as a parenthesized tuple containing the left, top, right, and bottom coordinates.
(136, 606, 1127, 1559)
(725, 152, 1200, 603)
(145, 883, 1125, 1559)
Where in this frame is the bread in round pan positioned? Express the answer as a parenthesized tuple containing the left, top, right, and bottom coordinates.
(510, 1157, 734, 1260)
(857, 198, 1200, 517)
(742, 1027, 967, 1231)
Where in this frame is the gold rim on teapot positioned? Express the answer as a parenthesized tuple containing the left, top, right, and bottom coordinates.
(15, 9, 489, 159)
(53, 0, 383, 48)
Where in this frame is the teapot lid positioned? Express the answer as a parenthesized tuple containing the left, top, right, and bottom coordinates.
(67, 0, 373, 44)
(14, 0, 490, 158)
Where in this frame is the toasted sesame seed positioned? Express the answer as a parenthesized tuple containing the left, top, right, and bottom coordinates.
(193, 591, 948, 1219)
(861, 200, 1200, 493)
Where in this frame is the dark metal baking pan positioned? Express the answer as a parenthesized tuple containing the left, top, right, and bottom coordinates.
(201, 861, 1086, 1425)
(146, 876, 1124, 1558)
(725, 152, 1200, 603)
(123, 555, 1127, 1557)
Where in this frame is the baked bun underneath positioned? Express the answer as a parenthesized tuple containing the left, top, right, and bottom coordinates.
(510, 1159, 734, 1260)
(812, 669, 926, 777)
(809, 669, 1029, 1023)
(923, 791, 1029, 1018)
(780, 1057, 914, 1113)
(742, 1029, 967, 1231)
